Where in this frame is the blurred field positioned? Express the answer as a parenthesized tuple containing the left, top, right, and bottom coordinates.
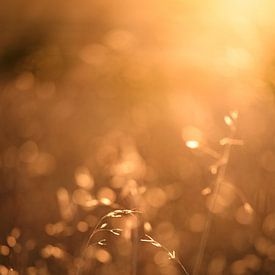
(1, 0, 275, 274)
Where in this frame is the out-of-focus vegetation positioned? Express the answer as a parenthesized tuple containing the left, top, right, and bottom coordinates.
(1, 0, 275, 274)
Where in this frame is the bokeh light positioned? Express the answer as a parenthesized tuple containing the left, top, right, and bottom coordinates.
(1, 0, 275, 274)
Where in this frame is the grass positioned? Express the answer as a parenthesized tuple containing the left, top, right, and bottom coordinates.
(190, 111, 253, 275)
(77, 209, 190, 275)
